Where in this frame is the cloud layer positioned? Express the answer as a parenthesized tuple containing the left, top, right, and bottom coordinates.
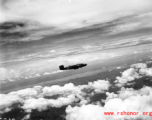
(66, 86, 152, 120)
(1, 0, 152, 28)
(115, 63, 152, 87)
(65, 62, 152, 120)
(0, 67, 20, 83)
(0, 62, 152, 120)
(0, 80, 111, 113)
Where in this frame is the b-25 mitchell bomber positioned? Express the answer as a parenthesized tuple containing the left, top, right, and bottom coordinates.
(59, 63, 87, 70)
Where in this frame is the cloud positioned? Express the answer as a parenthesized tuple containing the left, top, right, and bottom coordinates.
(66, 86, 152, 120)
(65, 63, 152, 120)
(0, 79, 111, 113)
(66, 104, 105, 120)
(116, 86, 152, 100)
(115, 68, 141, 86)
(43, 80, 110, 97)
(131, 63, 147, 69)
(82, 80, 110, 94)
(0, 62, 152, 120)
(139, 67, 152, 77)
(42, 83, 81, 96)
(0, 94, 23, 113)
(0, 0, 152, 28)
(22, 95, 78, 112)
(9, 86, 43, 98)
(0, 67, 20, 83)
(115, 63, 152, 87)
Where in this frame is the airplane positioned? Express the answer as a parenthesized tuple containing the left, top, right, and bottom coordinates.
(59, 63, 87, 70)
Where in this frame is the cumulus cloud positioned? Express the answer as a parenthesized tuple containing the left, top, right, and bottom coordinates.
(0, 0, 152, 28)
(0, 80, 110, 113)
(115, 68, 141, 86)
(43, 83, 81, 96)
(9, 86, 43, 98)
(82, 80, 110, 94)
(139, 67, 152, 77)
(22, 95, 78, 112)
(0, 62, 152, 120)
(43, 80, 110, 97)
(0, 94, 23, 113)
(65, 63, 152, 120)
(66, 104, 105, 120)
(66, 86, 152, 120)
(115, 63, 152, 87)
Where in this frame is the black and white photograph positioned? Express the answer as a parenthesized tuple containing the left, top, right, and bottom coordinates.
(0, 0, 152, 120)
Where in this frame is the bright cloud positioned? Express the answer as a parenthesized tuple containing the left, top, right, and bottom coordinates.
(0, 94, 23, 113)
(0, 62, 152, 120)
(0, 79, 111, 113)
(0, 0, 152, 28)
(115, 63, 152, 87)
(66, 86, 152, 120)
(22, 95, 78, 112)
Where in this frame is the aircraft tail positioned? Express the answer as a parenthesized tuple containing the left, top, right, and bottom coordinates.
(59, 65, 64, 70)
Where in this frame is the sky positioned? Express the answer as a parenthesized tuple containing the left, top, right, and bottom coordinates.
(0, 0, 152, 80)
(0, 63, 152, 120)
(0, 1, 152, 120)
(0, 0, 152, 29)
